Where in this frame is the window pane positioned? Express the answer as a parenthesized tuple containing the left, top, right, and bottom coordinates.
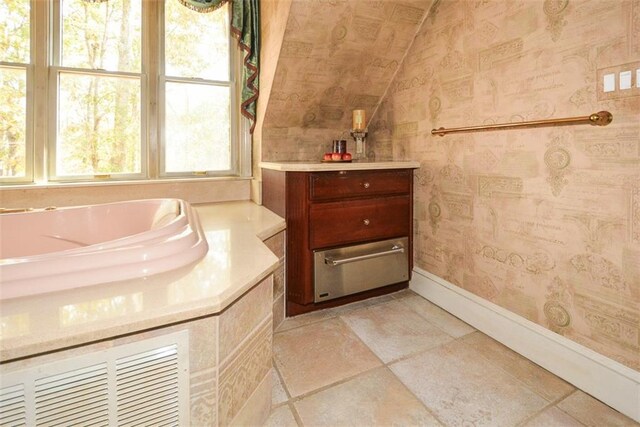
(165, 82, 230, 172)
(0, 67, 27, 178)
(164, 1, 229, 81)
(61, 0, 141, 72)
(0, 0, 30, 63)
(57, 72, 141, 176)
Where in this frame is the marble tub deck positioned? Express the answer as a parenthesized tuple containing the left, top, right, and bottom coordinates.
(268, 290, 639, 427)
(0, 201, 285, 362)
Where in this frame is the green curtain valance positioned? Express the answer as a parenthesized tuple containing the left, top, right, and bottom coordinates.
(177, 0, 229, 13)
(178, 0, 260, 133)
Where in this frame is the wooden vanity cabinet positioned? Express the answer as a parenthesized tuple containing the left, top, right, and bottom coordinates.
(262, 168, 414, 316)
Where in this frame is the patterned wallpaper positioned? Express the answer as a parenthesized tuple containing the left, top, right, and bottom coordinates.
(369, 0, 640, 370)
(253, 0, 292, 182)
(260, 0, 431, 161)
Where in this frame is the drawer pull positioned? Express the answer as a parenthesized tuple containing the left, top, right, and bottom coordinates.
(363, 219, 370, 226)
(324, 245, 405, 266)
(363, 182, 370, 188)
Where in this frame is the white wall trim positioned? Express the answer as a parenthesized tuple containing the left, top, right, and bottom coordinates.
(410, 267, 640, 422)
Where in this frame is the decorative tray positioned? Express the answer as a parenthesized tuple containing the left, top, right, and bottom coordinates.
(321, 160, 353, 163)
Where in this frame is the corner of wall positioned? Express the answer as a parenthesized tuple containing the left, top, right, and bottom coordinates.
(410, 267, 640, 423)
(251, 178, 263, 204)
(251, 0, 293, 187)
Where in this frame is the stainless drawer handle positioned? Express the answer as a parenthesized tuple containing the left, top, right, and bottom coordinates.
(363, 182, 370, 188)
(363, 219, 370, 226)
(325, 245, 405, 266)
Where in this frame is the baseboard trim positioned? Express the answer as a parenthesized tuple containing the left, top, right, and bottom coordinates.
(410, 267, 640, 422)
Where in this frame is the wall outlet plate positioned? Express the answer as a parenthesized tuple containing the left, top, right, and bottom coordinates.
(619, 70, 632, 90)
(604, 73, 616, 92)
(597, 61, 640, 100)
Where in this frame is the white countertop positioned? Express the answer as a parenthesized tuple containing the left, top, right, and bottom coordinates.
(0, 201, 285, 362)
(260, 160, 420, 172)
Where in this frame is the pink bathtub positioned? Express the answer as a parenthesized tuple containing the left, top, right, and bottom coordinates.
(0, 199, 209, 300)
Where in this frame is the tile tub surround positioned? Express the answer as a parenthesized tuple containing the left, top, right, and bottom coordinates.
(268, 290, 639, 427)
(0, 200, 285, 362)
(263, 230, 286, 331)
(0, 277, 275, 427)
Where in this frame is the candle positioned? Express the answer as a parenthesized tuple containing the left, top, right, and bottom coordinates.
(352, 110, 366, 130)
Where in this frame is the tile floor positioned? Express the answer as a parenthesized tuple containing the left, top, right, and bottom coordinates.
(267, 290, 638, 427)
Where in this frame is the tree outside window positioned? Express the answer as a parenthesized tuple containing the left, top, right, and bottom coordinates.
(0, 0, 239, 183)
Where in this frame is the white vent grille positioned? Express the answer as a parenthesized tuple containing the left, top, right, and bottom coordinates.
(0, 384, 26, 427)
(116, 345, 180, 427)
(34, 363, 109, 426)
(1, 331, 189, 426)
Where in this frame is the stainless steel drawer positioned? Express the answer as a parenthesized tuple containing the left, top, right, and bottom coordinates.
(313, 237, 409, 302)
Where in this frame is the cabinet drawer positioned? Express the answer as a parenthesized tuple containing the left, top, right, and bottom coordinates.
(309, 196, 410, 249)
(310, 170, 411, 201)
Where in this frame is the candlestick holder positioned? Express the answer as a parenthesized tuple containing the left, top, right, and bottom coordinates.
(350, 129, 368, 160)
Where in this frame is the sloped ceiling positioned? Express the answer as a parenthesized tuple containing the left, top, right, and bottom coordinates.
(259, 0, 433, 161)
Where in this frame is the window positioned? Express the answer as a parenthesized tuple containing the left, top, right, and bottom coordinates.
(162, 0, 233, 175)
(0, 0, 245, 184)
(0, 0, 31, 181)
(53, 0, 143, 179)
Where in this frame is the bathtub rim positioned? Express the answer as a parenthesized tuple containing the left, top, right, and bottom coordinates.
(0, 198, 209, 300)
(0, 201, 285, 363)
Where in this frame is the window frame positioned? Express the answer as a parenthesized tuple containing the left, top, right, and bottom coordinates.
(0, 0, 249, 186)
(0, 0, 35, 183)
(47, 67, 149, 181)
(50, 0, 148, 181)
(158, 1, 239, 178)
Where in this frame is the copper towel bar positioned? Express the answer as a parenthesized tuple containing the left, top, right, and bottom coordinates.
(431, 111, 613, 137)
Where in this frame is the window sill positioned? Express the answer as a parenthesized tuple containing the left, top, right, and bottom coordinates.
(0, 176, 254, 208)
(0, 175, 252, 191)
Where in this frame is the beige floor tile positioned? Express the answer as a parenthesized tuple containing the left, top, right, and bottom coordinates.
(272, 368, 289, 407)
(390, 288, 416, 299)
(358, 290, 407, 304)
(294, 367, 442, 426)
(276, 294, 396, 332)
(557, 391, 639, 427)
(273, 318, 382, 397)
(390, 339, 548, 426)
(341, 300, 455, 363)
(400, 294, 475, 338)
(523, 406, 584, 426)
(265, 404, 299, 427)
(461, 332, 574, 402)
(276, 308, 337, 333)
